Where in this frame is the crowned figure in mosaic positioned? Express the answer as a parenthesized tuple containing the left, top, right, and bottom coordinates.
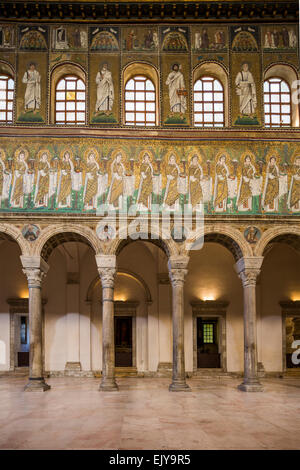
(34, 152, 51, 208)
(0, 152, 11, 205)
(163, 154, 180, 211)
(83, 151, 100, 210)
(10, 151, 31, 208)
(262, 156, 280, 212)
(287, 156, 300, 212)
(56, 151, 74, 208)
(188, 155, 204, 210)
(107, 153, 125, 210)
(237, 155, 256, 212)
(213, 154, 230, 212)
(137, 153, 154, 211)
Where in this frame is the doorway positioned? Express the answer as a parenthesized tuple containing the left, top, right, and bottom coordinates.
(115, 316, 133, 367)
(197, 317, 220, 368)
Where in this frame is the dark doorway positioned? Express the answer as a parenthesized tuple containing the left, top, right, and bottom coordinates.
(197, 317, 220, 368)
(115, 316, 133, 367)
(18, 315, 29, 367)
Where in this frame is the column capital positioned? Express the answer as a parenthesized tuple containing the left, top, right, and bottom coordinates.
(235, 257, 264, 287)
(20, 256, 49, 288)
(95, 254, 117, 289)
(168, 255, 189, 288)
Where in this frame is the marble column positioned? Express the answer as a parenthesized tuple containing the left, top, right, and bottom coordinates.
(20, 256, 50, 392)
(168, 255, 191, 392)
(95, 254, 118, 391)
(235, 257, 264, 392)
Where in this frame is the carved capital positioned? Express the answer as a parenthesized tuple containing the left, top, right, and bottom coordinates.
(235, 257, 263, 288)
(22, 267, 46, 288)
(238, 268, 260, 288)
(98, 267, 116, 289)
(20, 256, 49, 289)
(96, 254, 117, 289)
(169, 268, 188, 288)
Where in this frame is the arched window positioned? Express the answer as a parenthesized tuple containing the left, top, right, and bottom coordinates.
(124, 75, 156, 126)
(264, 77, 291, 127)
(0, 74, 14, 124)
(55, 75, 86, 125)
(193, 76, 224, 127)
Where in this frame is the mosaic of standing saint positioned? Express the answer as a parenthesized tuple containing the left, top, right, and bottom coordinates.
(166, 64, 187, 115)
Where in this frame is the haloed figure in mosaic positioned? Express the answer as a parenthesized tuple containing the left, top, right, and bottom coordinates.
(163, 154, 180, 211)
(57, 151, 74, 208)
(34, 152, 50, 208)
(0, 152, 11, 206)
(288, 156, 300, 212)
(188, 155, 203, 211)
(83, 151, 100, 210)
(137, 152, 154, 211)
(166, 63, 187, 115)
(107, 152, 125, 210)
(11, 151, 32, 208)
(95, 63, 114, 114)
(213, 154, 229, 212)
(237, 155, 256, 212)
(262, 156, 280, 212)
(235, 62, 257, 116)
(22, 62, 41, 113)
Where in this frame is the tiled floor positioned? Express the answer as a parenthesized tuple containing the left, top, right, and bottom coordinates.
(0, 376, 300, 450)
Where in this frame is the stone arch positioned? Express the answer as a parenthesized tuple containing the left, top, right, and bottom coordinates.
(255, 226, 300, 257)
(108, 225, 179, 258)
(34, 225, 102, 261)
(0, 223, 28, 255)
(186, 224, 252, 261)
(86, 269, 152, 303)
(193, 61, 229, 126)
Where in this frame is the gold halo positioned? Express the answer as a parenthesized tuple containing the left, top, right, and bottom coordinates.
(36, 148, 51, 161)
(84, 147, 99, 162)
(240, 150, 256, 164)
(59, 148, 74, 161)
(188, 152, 203, 165)
(14, 147, 29, 161)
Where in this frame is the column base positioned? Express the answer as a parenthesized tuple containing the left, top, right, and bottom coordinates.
(24, 378, 51, 392)
(238, 380, 264, 392)
(99, 379, 119, 392)
(169, 381, 191, 392)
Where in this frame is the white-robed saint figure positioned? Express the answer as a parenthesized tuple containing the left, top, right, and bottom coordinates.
(22, 62, 41, 113)
(165, 63, 187, 114)
(95, 63, 114, 113)
(235, 62, 257, 116)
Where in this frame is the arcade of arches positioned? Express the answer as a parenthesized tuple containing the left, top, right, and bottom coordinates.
(0, 224, 300, 394)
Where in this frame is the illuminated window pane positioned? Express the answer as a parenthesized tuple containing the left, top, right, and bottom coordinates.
(264, 78, 291, 128)
(125, 75, 156, 126)
(194, 77, 224, 127)
(0, 75, 14, 123)
(203, 324, 214, 344)
(55, 75, 86, 125)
